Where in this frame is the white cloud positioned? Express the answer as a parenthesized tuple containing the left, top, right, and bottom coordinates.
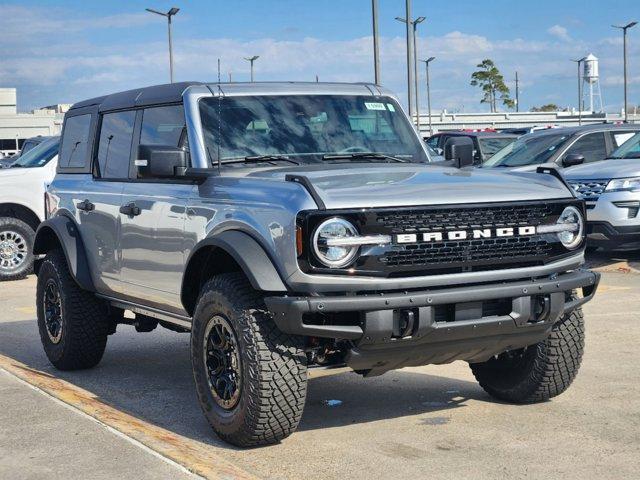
(0, 6, 636, 113)
(547, 25, 572, 42)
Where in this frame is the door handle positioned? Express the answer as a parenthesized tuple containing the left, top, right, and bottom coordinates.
(76, 199, 95, 212)
(119, 203, 141, 217)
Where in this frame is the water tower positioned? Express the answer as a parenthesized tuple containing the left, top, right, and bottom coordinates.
(582, 53, 604, 113)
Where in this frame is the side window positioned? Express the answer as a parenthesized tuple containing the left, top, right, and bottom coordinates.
(611, 131, 636, 148)
(59, 114, 92, 168)
(564, 132, 607, 163)
(140, 105, 186, 148)
(97, 111, 135, 179)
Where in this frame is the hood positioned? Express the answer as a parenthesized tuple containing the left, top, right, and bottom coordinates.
(245, 164, 572, 209)
(564, 159, 640, 180)
(0, 167, 29, 178)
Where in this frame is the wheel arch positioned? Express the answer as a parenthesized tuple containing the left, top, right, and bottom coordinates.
(181, 230, 288, 316)
(33, 214, 95, 291)
(0, 202, 42, 232)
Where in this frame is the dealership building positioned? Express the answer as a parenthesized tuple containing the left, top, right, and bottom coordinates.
(0, 88, 68, 156)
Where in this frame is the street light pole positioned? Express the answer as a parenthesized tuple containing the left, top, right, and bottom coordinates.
(515, 71, 519, 112)
(420, 57, 435, 135)
(372, 0, 380, 84)
(396, 15, 425, 131)
(613, 21, 638, 122)
(244, 56, 260, 82)
(571, 57, 584, 125)
(146, 7, 180, 83)
(404, 0, 414, 119)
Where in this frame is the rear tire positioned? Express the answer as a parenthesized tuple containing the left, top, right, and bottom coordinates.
(0, 217, 35, 281)
(36, 249, 109, 370)
(470, 306, 585, 403)
(191, 272, 308, 447)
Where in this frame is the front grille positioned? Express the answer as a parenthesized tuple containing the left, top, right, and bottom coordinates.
(375, 203, 564, 275)
(567, 179, 609, 201)
(299, 200, 580, 277)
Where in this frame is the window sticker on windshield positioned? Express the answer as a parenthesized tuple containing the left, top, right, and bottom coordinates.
(386, 103, 396, 112)
(365, 102, 386, 111)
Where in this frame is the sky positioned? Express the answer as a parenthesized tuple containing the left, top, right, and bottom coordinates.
(1, 0, 638, 113)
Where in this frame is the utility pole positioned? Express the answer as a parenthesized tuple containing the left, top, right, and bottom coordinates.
(217, 58, 221, 83)
(571, 58, 584, 125)
(420, 57, 436, 135)
(146, 7, 180, 83)
(613, 21, 638, 122)
(244, 56, 260, 82)
(515, 71, 519, 112)
(372, 0, 380, 84)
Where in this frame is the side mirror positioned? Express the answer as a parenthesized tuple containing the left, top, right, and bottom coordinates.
(136, 145, 188, 178)
(434, 147, 444, 156)
(562, 153, 585, 168)
(444, 137, 474, 168)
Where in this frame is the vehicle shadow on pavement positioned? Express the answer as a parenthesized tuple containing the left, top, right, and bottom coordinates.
(0, 318, 490, 448)
(585, 250, 640, 273)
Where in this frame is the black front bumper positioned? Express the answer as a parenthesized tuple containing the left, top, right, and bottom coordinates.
(587, 222, 640, 248)
(265, 269, 600, 373)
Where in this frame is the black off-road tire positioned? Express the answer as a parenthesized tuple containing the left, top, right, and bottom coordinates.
(0, 216, 35, 281)
(36, 249, 110, 370)
(191, 272, 308, 447)
(470, 306, 585, 404)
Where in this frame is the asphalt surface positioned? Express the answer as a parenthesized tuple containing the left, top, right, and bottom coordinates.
(1, 253, 639, 480)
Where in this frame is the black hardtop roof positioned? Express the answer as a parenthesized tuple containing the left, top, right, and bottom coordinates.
(68, 81, 385, 113)
(69, 81, 203, 111)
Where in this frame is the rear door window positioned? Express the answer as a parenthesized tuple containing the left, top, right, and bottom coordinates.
(610, 131, 637, 149)
(96, 111, 135, 179)
(59, 114, 92, 168)
(564, 132, 607, 163)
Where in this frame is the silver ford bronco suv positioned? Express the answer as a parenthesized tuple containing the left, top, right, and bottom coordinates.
(34, 82, 599, 447)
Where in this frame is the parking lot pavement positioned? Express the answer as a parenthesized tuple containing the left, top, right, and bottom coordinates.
(0, 256, 639, 480)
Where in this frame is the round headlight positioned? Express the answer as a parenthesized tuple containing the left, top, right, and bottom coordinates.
(312, 217, 359, 268)
(557, 206, 584, 250)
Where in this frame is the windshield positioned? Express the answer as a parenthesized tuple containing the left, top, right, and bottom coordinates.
(610, 132, 640, 159)
(199, 95, 429, 165)
(483, 132, 571, 167)
(478, 137, 516, 160)
(11, 136, 59, 168)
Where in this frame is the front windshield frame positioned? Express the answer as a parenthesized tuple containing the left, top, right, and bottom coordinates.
(483, 132, 571, 167)
(198, 94, 430, 167)
(609, 131, 640, 159)
(10, 137, 59, 168)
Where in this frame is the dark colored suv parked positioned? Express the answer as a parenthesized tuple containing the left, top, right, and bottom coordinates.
(426, 131, 518, 165)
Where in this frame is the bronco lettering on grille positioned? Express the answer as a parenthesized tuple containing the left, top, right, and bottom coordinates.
(395, 226, 536, 244)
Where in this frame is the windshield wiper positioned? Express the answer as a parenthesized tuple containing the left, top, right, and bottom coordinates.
(322, 152, 409, 163)
(221, 155, 300, 165)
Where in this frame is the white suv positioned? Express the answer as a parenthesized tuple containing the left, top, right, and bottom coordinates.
(0, 136, 59, 280)
(565, 131, 640, 250)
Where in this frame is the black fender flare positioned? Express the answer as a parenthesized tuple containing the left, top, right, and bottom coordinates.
(33, 215, 95, 291)
(182, 230, 288, 309)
